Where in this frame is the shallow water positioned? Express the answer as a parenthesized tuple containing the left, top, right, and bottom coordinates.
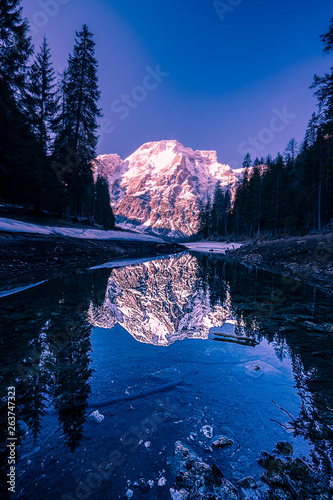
(1, 251, 333, 499)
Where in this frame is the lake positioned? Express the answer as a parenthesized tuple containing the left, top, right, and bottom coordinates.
(1, 250, 333, 499)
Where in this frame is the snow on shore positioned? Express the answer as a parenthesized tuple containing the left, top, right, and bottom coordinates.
(0, 217, 163, 242)
(183, 242, 242, 254)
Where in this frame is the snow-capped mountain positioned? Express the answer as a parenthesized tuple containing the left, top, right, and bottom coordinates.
(87, 253, 229, 346)
(92, 140, 239, 240)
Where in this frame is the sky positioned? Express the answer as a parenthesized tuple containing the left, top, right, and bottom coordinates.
(21, 0, 333, 169)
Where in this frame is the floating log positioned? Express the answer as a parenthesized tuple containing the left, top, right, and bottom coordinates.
(209, 331, 258, 344)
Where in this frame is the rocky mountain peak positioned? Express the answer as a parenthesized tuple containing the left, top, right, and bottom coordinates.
(93, 140, 239, 239)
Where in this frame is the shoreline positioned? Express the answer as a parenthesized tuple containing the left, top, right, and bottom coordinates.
(0, 231, 184, 293)
(225, 233, 333, 295)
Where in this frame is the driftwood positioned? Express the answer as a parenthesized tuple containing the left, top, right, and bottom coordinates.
(209, 331, 259, 345)
(88, 379, 182, 409)
(45, 378, 182, 414)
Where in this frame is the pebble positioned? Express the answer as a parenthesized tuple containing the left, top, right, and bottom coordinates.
(125, 489, 133, 499)
(89, 410, 104, 423)
(158, 476, 167, 487)
(201, 425, 213, 439)
(144, 441, 151, 448)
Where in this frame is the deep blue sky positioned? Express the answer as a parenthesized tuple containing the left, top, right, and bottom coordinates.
(22, 0, 333, 168)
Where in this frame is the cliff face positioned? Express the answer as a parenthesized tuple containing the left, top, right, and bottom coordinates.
(87, 253, 229, 346)
(93, 140, 238, 239)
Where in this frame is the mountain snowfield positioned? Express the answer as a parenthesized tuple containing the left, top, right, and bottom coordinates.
(93, 140, 239, 239)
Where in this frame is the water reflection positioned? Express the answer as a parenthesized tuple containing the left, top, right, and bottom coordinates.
(0, 251, 333, 489)
(88, 253, 227, 345)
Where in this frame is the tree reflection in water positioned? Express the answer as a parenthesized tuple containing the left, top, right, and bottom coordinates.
(0, 253, 332, 493)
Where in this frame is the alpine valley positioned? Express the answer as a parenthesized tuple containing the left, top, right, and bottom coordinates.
(92, 140, 240, 240)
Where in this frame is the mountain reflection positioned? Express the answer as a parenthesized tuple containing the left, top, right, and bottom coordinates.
(88, 253, 228, 345)
(0, 252, 332, 478)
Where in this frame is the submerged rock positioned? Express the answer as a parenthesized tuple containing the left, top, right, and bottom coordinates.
(88, 410, 104, 423)
(213, 479, 239, 499)
(169, 441, 238, 499)
(201, 425, 213, 439)
(212, 436, 234, 449)
(170, 488, 189, 500)
(237, 476, 257, 489)
(158, 476, 167, 487)
(276, 441, 293, 456)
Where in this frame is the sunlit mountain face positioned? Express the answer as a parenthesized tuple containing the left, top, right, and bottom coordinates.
(88, 253, 229, 346)
(92, 140, 239, 239)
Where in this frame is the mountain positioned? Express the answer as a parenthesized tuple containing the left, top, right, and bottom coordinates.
(92, 140, 239, 240)
(87, 253, 227, 346)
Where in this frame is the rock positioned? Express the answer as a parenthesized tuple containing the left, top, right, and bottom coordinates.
(125, 489, 133, 499)
(233, 360, 281, 379)
(169, 441, 203, 476)
(169, 488, 189, 500)
(201, 425, 213, 439)
(138, 478, 148, 492)
(257, 450, 275, 467)
(276, 441, 293, 456)
(158, 476, 167, 487)
(288, 458, 310, 478)
(169, 442, 236, 499)
(144, 441, 151, 448)
(88, 410, 104, 423)
(213, 478, 239, 499)
(237, 476, 257, 489)
(212, 436, 234, 448)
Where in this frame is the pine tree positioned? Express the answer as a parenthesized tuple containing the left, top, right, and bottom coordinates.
(26, 36, 58, 154)
(94, 177, 115, 229)
(211, 181, 224, 235)
(284, 138, 298, 170)
(0, 0, 32, 102)
(56, 24, 101, 163)
(224, 189, 231, 235)
(321, 17, 333, 55)
(311, 18, 333, 230)
(0, 0, 45, 207)
(54, 24, 102, 217)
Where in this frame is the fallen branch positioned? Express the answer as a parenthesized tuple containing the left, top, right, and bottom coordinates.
(272, 400, 297, 424)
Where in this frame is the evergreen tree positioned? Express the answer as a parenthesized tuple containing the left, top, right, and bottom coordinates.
(321, 17, 333, 55)
(26, 36, 58, 154)
(54, 24, 102, 217)
(0, 0, 32, 102)
(0, 0, 45, 207)
(211, 180, 224, 235)
(55, 24, 101, 163)
(284, 138, 298, 170)
(311, 18, 333, 230)
(224, 189, 231, 235)
(94, 176, 115, 229)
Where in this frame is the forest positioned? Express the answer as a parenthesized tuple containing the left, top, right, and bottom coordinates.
(199, 18, 333, 238)
(1, 1, 332, 238)
(0, 0, 114, 228)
